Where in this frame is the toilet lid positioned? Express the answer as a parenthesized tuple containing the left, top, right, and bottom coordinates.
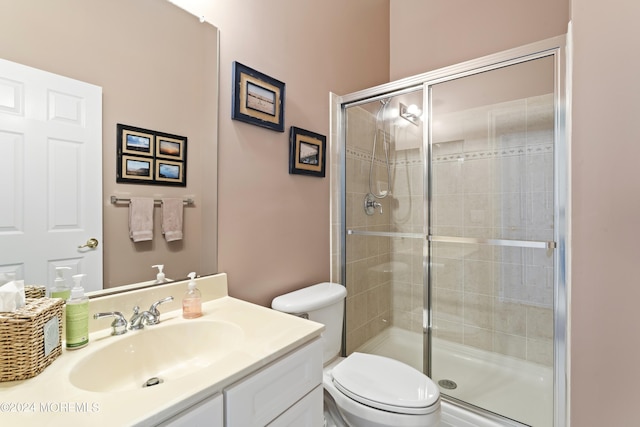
(331, 352, 440, 415)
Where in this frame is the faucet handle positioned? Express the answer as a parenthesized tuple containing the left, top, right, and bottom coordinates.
(146, 296, 174, 325)
(94, 311, 128, 335)
(149, 296, 174, 316)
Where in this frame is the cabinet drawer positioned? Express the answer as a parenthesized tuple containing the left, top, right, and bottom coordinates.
(158, 393, 223, 427)
(268, 385, 323, 427)
(225, 338, 322, 426)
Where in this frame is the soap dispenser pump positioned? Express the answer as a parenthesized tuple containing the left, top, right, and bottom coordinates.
(50, 266, 72, 299)
(152, 264, 167, 284)
(66, 274, 89, 350)
(182, 272, 202, 319)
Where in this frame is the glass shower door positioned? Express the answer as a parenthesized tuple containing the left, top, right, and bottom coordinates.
(429, 56, 556, 426)
(342, 88, 426, 372)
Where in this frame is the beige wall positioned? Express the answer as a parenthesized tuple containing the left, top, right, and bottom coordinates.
(186, 0, 390, 306)
(0, 0, 218, 288)
(570, 0, 640, 424)
(390, 0, 570, 80)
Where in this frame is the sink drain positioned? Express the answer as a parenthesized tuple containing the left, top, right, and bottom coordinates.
(438, 379, 457, 390)
(142, 377, 164, 388)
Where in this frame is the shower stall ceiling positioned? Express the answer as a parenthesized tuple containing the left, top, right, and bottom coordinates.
(338, 48, 562, 427)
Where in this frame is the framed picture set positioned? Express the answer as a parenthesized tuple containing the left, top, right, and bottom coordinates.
(232, 61, 285, 132)
(116, 124, 187, 186)
(289, 126, 326, 178)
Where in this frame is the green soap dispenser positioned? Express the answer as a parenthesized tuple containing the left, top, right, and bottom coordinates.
(50, 266, 72, 300)
(66, 274, 89, 350)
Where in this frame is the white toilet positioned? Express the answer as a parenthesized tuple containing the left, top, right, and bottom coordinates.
(272, 282, 441, 427)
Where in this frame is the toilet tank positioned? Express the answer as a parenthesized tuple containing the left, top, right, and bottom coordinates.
(271, 282, 347, 364)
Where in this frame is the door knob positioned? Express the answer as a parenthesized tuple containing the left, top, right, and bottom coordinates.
(78, 238, 99, 249)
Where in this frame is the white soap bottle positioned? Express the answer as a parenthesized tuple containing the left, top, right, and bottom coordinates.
(66, 274, 89, 350)
(182, 272, 202, 319)
(50, 266, 72, 300)
(152, 264, 167, 284)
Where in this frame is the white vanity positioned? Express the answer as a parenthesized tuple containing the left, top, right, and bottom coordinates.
(0, 273, 325, 426)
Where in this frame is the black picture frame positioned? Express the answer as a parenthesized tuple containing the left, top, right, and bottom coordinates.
(232, 61, 285, 132)
(116, 124, 187, 186)
(289, 126, 326, 178)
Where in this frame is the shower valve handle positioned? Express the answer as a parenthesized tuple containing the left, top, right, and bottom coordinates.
(364, 194, 383, 215)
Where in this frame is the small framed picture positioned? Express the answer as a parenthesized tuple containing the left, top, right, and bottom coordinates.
(232, 61, 285, 132)
(155, 159, 185, 185)
(289, 126, 326, 178)
(120, 125, 155, 156)
(119, 155, 154, 182)
(156, 134, 186, 161)
(116, 123, 187, 187)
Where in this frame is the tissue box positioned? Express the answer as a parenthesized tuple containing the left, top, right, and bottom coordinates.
(0, 298, 64, 382)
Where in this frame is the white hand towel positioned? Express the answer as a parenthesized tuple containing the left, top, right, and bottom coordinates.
(162, 198, 183, 242)
(129, 197, 154, 242)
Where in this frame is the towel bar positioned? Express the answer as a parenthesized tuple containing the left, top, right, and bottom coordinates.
(110, 196, 195, 206)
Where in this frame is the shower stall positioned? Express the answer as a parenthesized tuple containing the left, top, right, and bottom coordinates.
(330, 36, 567, 427)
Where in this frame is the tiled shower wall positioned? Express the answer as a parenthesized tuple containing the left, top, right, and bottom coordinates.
(344, 106, 393, 353)
(344, 104, 425, 353)
(431, 94, 555, 366)
(386, 119, 425, 335)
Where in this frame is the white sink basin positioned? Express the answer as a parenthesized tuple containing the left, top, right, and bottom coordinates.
(69, 320, 244, 393)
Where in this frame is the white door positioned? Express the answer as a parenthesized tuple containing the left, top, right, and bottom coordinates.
(0, 58, 103, 293)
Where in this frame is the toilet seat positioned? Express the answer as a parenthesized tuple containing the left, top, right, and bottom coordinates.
(331, 353, 440, 416)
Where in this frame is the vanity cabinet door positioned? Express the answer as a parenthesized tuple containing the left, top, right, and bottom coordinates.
(225, 338, 322, 426)
(158, 393, 223, 427)
(267, 385, 323, 427)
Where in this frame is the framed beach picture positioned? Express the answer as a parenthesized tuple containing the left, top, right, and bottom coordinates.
(120, 155, 154, 181)
(289, 126, 326, 178)
(155, 159, 185, 185)
(116, 124, 187, 186)
(231, 61, 285, 132)
(156, 135, 186, 161)
(120, 126, 154, 156)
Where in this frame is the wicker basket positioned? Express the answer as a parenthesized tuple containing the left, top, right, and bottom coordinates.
(24, 285, 46, 299)
(0, 298, 64, 382)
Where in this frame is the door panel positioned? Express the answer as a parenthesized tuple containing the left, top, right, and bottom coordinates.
(0, 58, 102, 292)
(429, 56, 555, 427)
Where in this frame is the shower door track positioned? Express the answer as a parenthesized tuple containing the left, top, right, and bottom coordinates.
(347, 229, 555, 250)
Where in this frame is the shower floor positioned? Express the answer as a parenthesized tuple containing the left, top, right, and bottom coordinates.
(356, 327, 553, 427)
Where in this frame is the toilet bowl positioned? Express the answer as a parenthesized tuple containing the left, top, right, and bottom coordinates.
(324, 354, 440, 427)
(272, 282, 441, 427)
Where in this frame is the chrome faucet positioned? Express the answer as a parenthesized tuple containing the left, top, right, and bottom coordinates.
(129, 296, 174, 330)
(94, 311, 128, 335)
(129, 306, 157, 330)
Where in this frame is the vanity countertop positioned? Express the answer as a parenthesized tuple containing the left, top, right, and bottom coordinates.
(0, 275, 324, 426)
